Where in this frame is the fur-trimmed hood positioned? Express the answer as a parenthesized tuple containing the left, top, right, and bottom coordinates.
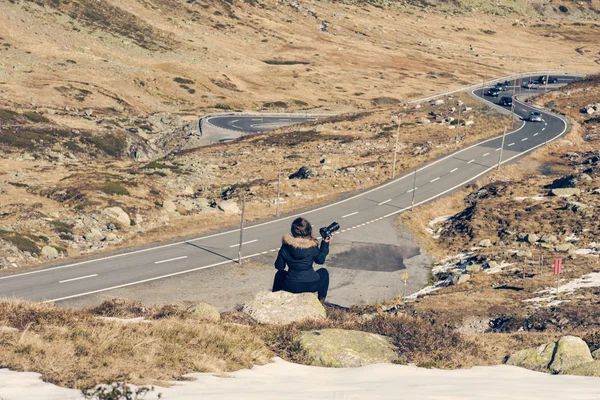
(282, 234, 319, 249)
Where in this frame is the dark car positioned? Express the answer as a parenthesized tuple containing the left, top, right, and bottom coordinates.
(499, 96, 513, 106)
(538, 75, 558, 84)
(485, 88, 501, 97)
(495, 80, 510, 89)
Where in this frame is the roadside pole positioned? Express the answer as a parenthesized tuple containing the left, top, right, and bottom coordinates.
(238, 194, 246, 265)
(276, 168, 281, 218)
(510, 83, 517, 130)
(392, 116, 400, 178)
(410, 167, 417, 211)
(497, 126, 507, 170)
(544, 72, 549, 92)
(455, 105, 462, 148)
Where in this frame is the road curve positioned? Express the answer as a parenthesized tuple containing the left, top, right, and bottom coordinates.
(206, 115, 321, 134)
(0, 75, 578, 303)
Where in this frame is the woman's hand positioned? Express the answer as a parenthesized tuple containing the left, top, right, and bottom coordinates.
(324, 237, 332, 243)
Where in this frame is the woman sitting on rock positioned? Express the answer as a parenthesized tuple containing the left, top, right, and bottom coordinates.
(273, 217, 330, 301)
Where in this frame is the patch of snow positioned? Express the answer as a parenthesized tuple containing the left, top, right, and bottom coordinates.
(2, 358, 600, 400)
(514, 195, 545, 201)
(566, 233, 580, 242)
(426, 215, 452, 235)
(98, 317, 151, 324)
(575, 248, 595, 255)
(524, 272, 600, 305)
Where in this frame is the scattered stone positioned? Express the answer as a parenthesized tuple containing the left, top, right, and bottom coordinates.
(289, 166, 317, 179)
(217, 199, 240, 214)
(296, 329, 398, 367)
(566, 201, 588, 212)
(550, 188, 581, 197)
(83, 228, 104, 242)
(162, 200, 177, 213)
(555, 243, 573, 252)
(549, 336, 593, 374)
(103, 207, 131, 227)
(457, 317, 490, 335)
(525, 233, 539, 244)
(561, 361, 600, 377)
(242, 291, 326, 325)
(506, 342, 555, 372)
(478, 239, 492, 247)
(466, 264, 482, 272)
(540, 234, 558, 244)
(41, 246, 59, 259)
(452, 273, 471, 285)
(516, 250, 533, 258)
(187, 303, 220, 322)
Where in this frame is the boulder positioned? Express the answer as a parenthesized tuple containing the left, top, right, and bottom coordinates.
(83, 228, 104, 242)
(555, 243, 573, 252)
(561, 361, 600, 377)
(540, 234, 558, 244)
(187, 303, 220, 322)
(506, 342, 556, 372)
(452, 273, 471, 285)
(296, 329, 398, 367)
(242, 291, 326, 325)
(549, 336, 593, 373)
(41, 246, 59, 259)
(466, 264, 482, 272)
(289, 166, 317, 180)
(217, 199, 240, 214)
(593, 349, 600, 360)
(103, 207, 131, 227)
(550, 188, 581, 197)
(525, 233, 539, 244)
(478, 239, 492, 248)
(516, 250, 533, 258)
(162, 200, 177, 213)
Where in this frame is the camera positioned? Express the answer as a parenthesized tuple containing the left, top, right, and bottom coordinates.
(319, 222, 340, 239)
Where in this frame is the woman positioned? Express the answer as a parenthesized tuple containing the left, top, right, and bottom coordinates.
(273, 217, 330, 301)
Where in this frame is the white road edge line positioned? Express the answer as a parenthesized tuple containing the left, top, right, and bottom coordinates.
(378, 199, 392, 205)
(154, 256, 188, 264)
(58, 274, 98, 284)
(342, 211, 359, 218)
(0, 75, 564, 283)
(229, 239, 258, 248)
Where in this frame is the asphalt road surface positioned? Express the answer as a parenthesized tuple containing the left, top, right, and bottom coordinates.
(206, 115, 320, 133)
(0, 75, 577, 303)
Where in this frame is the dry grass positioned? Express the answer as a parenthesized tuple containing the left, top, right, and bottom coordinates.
(0, 299, 271, 388)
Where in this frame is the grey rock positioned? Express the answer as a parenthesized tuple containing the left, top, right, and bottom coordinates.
(593, 349, 600, 360)
(242, 291, 325, 325)
(452, 273, 471, 285)
(162, 200, 177, 213)
(540, 234, 558, 244)
(103, 207, 131, 227)
(187, 303, 220, 321)
(555, 243, 573, 252)
(217, 199, 240, 214)
(516, 250, 533, 258)
(525, 234, 539, 244)
(550, 188, 581, 197)
(506, 342, 556, 372)
(289, 166, 317, 179)
(466, 264, 482, 272)
(296, 329, 398, 367)
(41, 246, 59, 259)
(549, 336, 593, 374)
(478, 239, 492, 248)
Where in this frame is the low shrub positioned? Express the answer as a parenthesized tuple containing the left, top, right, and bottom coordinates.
(99, 182, 130, 196)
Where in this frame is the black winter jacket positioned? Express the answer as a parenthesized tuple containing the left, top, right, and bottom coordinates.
(274, 234, 329, 282)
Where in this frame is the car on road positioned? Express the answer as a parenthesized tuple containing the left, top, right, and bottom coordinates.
(485, 88, 501, 97)
(499, 96, 513, 106)
(495, 80, 510, 90)
(529, 111, 543, 122)
(538, 75, 558, 84)
(522, 81, 539, 89)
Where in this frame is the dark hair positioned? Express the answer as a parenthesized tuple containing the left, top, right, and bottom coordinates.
(291, 217, 313, 238)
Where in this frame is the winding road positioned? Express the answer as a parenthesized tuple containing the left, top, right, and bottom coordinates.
(0, 74, 578, 303)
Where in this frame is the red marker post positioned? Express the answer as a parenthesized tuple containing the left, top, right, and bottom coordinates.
(554, 258, 563, 295)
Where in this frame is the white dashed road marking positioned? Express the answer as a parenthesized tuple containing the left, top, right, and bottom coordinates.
(430, 177, 440, 183)
(450, 168, 458, 173)
(378, 199, 392, 205)
(407, 188, 418, 193)
(155, 256, 188, 264)
(468, 159, 475, 164)
(482, 153, 490, 157)
(230, 240, 258, 248)
(533, 133, 539, 136)
(342, 211, 359, 218)
(508, 143, 515, 147)
(522, 138, 528, 141)
(59, 274, 98, 284)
